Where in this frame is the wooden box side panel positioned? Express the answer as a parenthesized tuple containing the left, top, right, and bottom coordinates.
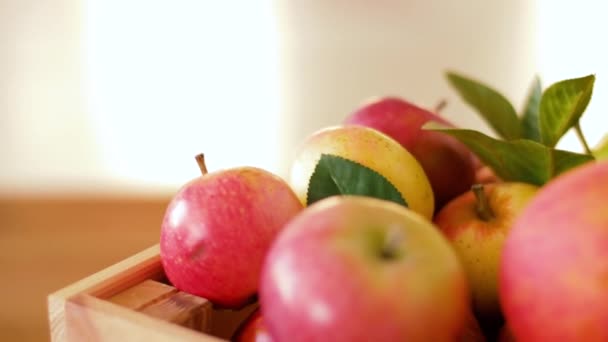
(65, 295, 221, 342)
(48, 244, 164, 341)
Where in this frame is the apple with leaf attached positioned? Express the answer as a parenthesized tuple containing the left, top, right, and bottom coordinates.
(288, 125, 435, 219)
(343, 97, 476, 210)
(430, 71, 597, 336)
(159, 154, 303, 308)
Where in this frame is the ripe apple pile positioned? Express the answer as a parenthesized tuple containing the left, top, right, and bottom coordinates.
(158, 73, 608, 341)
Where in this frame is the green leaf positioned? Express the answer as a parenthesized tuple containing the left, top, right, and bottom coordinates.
(593, 134, 608, 160)
(424, 123, 594, 185)
(446, 71, 522, 140)
(306, 154, 408, 207)
(539, 74, 595, 147)
(520, 76, 542, 142)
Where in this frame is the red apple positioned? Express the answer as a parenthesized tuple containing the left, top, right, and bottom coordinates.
(160, 154, 303, 308)
(434, 182, 538, 319)
(232, 309, 273, 342)
(344, 97, 476, 210)
(500, 160, 608, 341)
(259, 196, 469, 342)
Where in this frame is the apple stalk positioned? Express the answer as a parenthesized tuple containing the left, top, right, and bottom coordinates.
(195, 153, 208, 175)
(381, 226, 404, 260)
(472, 184, 495, 221)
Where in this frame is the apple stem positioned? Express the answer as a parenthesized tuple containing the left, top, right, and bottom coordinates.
(434, 99, 448, 113)
(472, 184, 495, 221)
(574, 122, 593, 156)
(381, 225, 404, 260)
(195, 153, 208, 175)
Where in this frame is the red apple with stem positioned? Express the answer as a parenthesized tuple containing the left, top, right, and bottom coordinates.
(259, 196, 469, 342)
(344, 97, 476, 210)
(500, 160, 608, 341)
(160, 154, 303, 308)
(434, 182, 538, 322)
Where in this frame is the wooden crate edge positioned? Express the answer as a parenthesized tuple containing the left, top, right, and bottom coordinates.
(48, 244, 164, 341)
(64, 294, 223, 342)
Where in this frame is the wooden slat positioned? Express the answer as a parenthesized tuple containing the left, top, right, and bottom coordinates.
(108, 279, 178, 311)
(65, 295, 222, 342)
(141, 291, 213, 332)
(48, 244, 164, 342)
(209, 303, 259, 340)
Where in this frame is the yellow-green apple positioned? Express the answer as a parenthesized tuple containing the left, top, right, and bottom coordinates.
(343, 97, 476, 210)
(160, 154, 303, 308)
(500, 160, 608, 341)
(259, 196, 468, 342)
(232, 309, 273, 342)
(434, 182, 538, 320)
(289, 125, 434, 219)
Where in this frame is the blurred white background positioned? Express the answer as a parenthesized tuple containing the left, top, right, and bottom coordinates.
(1, 0, 604, 195)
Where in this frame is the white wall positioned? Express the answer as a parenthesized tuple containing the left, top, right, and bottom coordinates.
(1, 0, 540, 195)
(1, 0, 105, 194)
(536, 0, 608, 153)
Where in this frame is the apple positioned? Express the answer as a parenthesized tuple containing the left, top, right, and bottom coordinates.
(434, 182, 538, 320)
(259, 196, 469, 342)
(289, 125, 435, 220)
(232, 309, 273, 342)
(500, 160, 608, 341)
(160, 154, 303, 308)
(343, 97, 476, 210)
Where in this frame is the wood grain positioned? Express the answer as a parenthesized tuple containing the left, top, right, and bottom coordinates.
(0, 196, 170, 342)
(140, 291, 212, 332)
(65, 295, 221, 342)
(108, 279, 178, 311)
(48, 240, 254, 341)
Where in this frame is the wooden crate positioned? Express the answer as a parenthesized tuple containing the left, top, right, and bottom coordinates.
(48, 245, 258, 341)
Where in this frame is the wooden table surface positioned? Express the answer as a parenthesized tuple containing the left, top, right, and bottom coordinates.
(0, 196, 171, 341)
